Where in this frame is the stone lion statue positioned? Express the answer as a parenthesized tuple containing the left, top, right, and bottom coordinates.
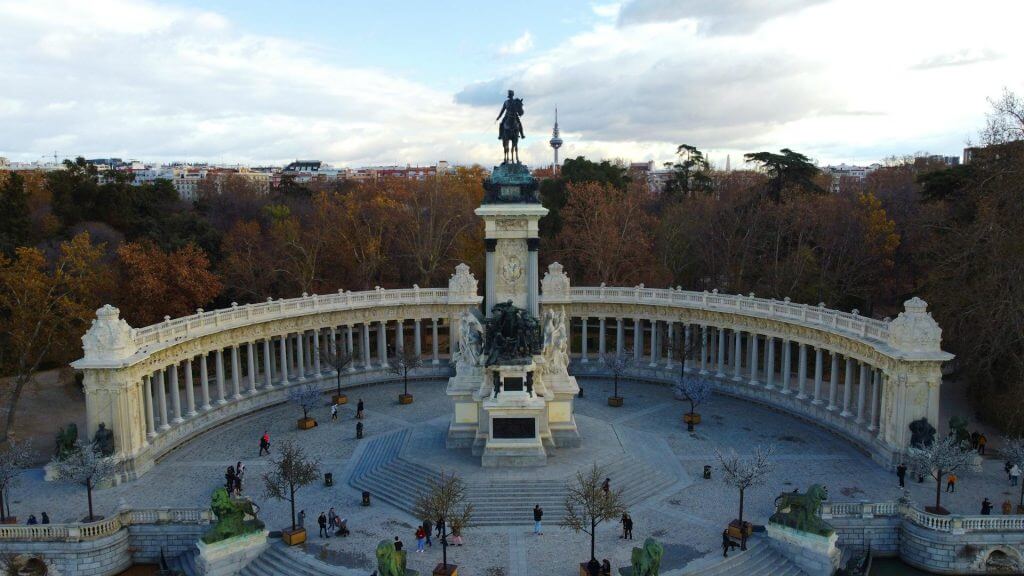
(630, 538, 665, 576)
(202, 488, 263, 544)
(375, 539, 407, 576)
(771, 484, 833, 536)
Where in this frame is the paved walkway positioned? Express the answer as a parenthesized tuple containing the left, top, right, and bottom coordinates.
(10, 378, 1020, 574)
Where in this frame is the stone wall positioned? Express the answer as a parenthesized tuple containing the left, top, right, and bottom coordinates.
(828, 515, 901, 556)
(128, 522, 207, 564)
(0, 529, 131, 576)
(900, 520, 1024, 574)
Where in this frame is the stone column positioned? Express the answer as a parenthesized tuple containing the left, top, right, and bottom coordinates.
(733, 330, 743, 381)
(633, 318, 643, 363)
(347, 326, 357, 371)
(665, 322, 675, 370)
(199, 354, 211, 410)
(263, 339, 273, 388)
(231, 345, 242, 399)
(431, 319, 440, 365)
(856, 363, 868, 424)
(796, 344, 808, 399)
(748, 333, 760, 386)
(169, 364, 183, 424)
(527, 238, 540, 317)
(649, 320, 658, 367)
(812, 347, 824, 405)
(278, 336, 289, 384)
(414, 318, 422, 358)
(841, 357, 854, 418)
(700, 326, 709, 375)
(247, 342, 258, 394)
(598, 317, 607, 360)
(312, 329, 322, 376)
(378, 321, 388, 368)
(780, 339, 792, 394)
(143, 374, 155, 439)
(396, 320, 405, 354)
(295, 333, 306, 380)
(581, 317, 589, 363)
(683, 324, 691, 372)
(361, 324, 371, 368)
(765, 337, 775, 389)
(157, 369, 170, 431)
(717, 328, 727, 378)
(868, 370, 880, 432)
(184, 358, 196, 417)
(485, 239, 497, 317)
(827, 353, 839, 411)
(329, 327, 337, 363)
(215, 349, 227, 405)
(616, 318, 624, 357)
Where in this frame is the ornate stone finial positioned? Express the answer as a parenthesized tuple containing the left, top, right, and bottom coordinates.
(81, 305, 137, 363)
(888, 297, 942, 354)
(541, 262, 571, 297)
(448, 263, 479, 301)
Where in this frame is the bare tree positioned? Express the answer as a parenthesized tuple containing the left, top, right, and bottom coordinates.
(907, 434, 973, 514)
(287, 383, 322, 424)
(388, 347, 423, 401)
(716, 444, 776, 537)
(52, 440, 118, 522)
(601, 351, 632, 401)
(1003, 437, 1024, 511)
(319, 339, 353, 400)
(982, 88, 1024, 145)
(562, 464, 627, 563)
(261, 440, 321, 532)
(0, 439, 33, 521)
(675, 376, 713, 431)
(413, 471, 474, 571)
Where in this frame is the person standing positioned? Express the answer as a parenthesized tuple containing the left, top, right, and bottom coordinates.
(981, 498, 993, 515)
(896, 463, 907, 488)
(357, 399, 365, 420)
(436, 515, 445, 539)
(601, 559, 612, 576)
(236, 461, 245, 491)
(259, 431, 270, 456)
(393, 536, 403, 552)
(331, 404, 338, 421)
(533, 505, 543, 535)
(623, 513, 634, 540)
(1006, 460, 1014, 481)
(415, 526, 426, 552)
(722, 529, 732, 557)
(422, 518, 433, 547)
(41, 512, 49, 524)
(318, 512, 329, 538)
(946, 473, 957, 493)
(328, 508, 339, 531)
(298, 510, 306, 529)
(356, 421, 364, 439)
(1011, 464, 1020, 486)
(451, 520, 463, 546)
(225, 466, 237, 493)
(978, 434, 988, 456)
(26, 515, 37, 525)
(620, 512, 628, 538)
(602, 478, 610, 494)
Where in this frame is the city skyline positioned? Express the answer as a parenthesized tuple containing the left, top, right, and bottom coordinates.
(1, 0, 1021, 168)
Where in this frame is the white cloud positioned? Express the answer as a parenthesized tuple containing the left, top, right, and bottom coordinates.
(499, 31, 534, 56)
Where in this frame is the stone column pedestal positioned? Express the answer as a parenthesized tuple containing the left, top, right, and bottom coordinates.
(765, 522, 840, 576)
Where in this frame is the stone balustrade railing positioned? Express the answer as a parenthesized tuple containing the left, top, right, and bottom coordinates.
(821, 501, 1024, 534)
(0, 507, 212, 542)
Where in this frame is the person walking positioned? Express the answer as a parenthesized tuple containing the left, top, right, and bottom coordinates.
(981, 498, 993, 515)
(298, 510, 306, 529)
(331, 404, 339, 421)
(357, 399, 365, 420)
(259, 431, 270, 456)
(422, 518, 433, 547)
(601, 559, 612, 576)
(896, 463, 907, 488)
(533, 505, 543, 535)
(318, 512, 329, 538)
(722, 529, 733, 557)
(623, 513, 634, 540)
(415, 526, 426, 552)
(978, 433, 988, 456)
(356, 421, 364, 439)
(620, 512, 628, 538)
(946, 473, 957, 493)
(1012, 464, 1021, 487)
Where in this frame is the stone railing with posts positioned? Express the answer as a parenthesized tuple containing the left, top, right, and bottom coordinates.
(822, 501, 1024, 534)
(0, 507, 212, 542)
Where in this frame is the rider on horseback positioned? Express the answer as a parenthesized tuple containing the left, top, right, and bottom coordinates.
(496, 89, 525, 140)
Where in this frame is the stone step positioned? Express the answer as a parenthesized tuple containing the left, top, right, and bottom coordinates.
(683, 538, 808, 576)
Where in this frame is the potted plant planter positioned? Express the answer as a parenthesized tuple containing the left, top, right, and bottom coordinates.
(1017, 505, 1024, 515)
(0, 517, 17, 524)
(332, 394, 348, 405)
(399, 393, 414, 405)
(297, 417, 317, 430)
(683, 412, 701, 426)
(727, 518, 752, 538)
(608, 396, 624, 407)
(433, 563, 458, 576)
(579, 561, 602, 576)
(282, 526, 306, 545)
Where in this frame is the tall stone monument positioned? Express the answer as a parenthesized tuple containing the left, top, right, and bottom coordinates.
(446, 94, 580, 466)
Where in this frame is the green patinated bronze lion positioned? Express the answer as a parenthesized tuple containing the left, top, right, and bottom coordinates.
(630, 538, 665, 576)
(201, 488, 264, 544)
(771, 483, 834, 536)
(375, 539, 407, 576)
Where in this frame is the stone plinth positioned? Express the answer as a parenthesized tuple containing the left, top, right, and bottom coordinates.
(765, 522, 840, 576)
(195, 530, 268, 576)
(481, 391, 548, 467)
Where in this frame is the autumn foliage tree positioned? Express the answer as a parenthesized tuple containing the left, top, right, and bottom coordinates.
(115, 241, 222, 326)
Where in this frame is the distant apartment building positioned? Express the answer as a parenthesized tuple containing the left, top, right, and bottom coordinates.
(823, 163, 882, 193)
(629, 160, 674, 193)
(170, 167, 207, 201)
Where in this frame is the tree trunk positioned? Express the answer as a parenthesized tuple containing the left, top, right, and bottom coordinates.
(289, 483, 296, 530)
(738, 488, 745, 524)
(442, 525, 448, 568)
(935, 472, 943, 511)
(590, 519, 596, 561)
(0, 486, 5, 522)
(87, 477, 95, 521)
(336, 372, 341, 397)
(1, 375, 30, 443)
(1019, 480, 1024, 508)
(404, 373, 409, 396)
(614, 374, 619, 398)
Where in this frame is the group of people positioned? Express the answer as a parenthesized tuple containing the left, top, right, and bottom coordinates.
(395, 516, 464, 555)
(584, 558, 613, 576)
(225, 460, 246, 496)
(331, 399, 366, 438)
(25, 512, 50, 525)
(316, 508, 349, 538)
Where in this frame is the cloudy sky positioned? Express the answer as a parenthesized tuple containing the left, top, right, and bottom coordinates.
(1, 0, 1021, 168)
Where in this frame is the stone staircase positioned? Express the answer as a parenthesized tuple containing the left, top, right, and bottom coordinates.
(677, 538, 808, 576)
(166, 548, 199, 576)
(347, 429, 677, 526)
(239, 541, 370, 576)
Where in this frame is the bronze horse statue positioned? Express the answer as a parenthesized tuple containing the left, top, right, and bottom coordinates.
(496, 90, 525, 164)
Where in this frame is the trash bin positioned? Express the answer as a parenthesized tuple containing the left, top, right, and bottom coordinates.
(703, 465, 712, 480)
(362, 491, 371, 506)
(324, 472, 333, 487)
